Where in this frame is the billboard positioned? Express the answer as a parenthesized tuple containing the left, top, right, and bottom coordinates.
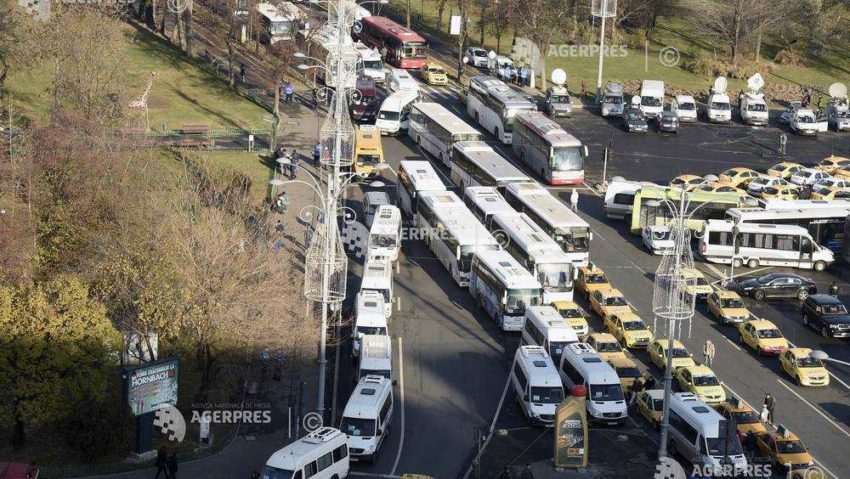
(124, 358, 179, 416)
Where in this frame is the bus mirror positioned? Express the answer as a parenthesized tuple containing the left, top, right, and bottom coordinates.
(573, 269, 579, 280)
(589, 232, 594, 241)
(583, 145, 589, 158)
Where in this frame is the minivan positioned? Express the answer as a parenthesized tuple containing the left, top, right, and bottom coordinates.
(361, 259, 393, 317)
(352, 291, 388, 358)
(667, 392, 748, 473)
(511, 345, 564, 425)
(521, 305, 579, 366)
(262, 427, 350, 479)
(357, 334, 392, 380)
(375, 90, 419, 136)
(558, 343, 628, 425)
(339, 375, 394, 463)
(364, 191, 391, 228)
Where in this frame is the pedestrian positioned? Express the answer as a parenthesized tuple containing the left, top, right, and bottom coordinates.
(289, 150, 299, 178)
(304, 222, 315, 248)
(313, 142, 322, 165)
(569, 188, 579, 212)
(643, 374, 656, 390)
(829, 281, 840, 297)
(518, 66, 527, 86)
(240, 63, 246, 85)
(629, 376, 645, 405)
(276, 192, 289, 213)
(275, 218, 284, 234)
(167, 453, 178, 479)
(778, 132, 787, 155)
(703, 339, 716, 368)
(284, 82, 294, 103)
(763, 392, 776, 425)
(154, 446, 168, 479)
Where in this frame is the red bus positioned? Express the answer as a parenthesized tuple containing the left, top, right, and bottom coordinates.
(358, 16, 428, 69)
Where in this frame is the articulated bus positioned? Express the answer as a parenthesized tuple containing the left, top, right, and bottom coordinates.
(629, 186, 755, 235)
(408, 102, 482, 167)
(416, 191, 501, 286)
(357, 16, 428, 69)
(466, 76, 537, 144)
(512, 112, 587, 186)
(463, 186, 516, 225)
(470, 249, 543, 331)
(726, 201, 850, 253)
(450, 141, 530, 194)
(504, 182, 591, 265)
(489, 212, 576, 303)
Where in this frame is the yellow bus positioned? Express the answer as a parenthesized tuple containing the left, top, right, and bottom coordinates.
(354, 125, 386, 178)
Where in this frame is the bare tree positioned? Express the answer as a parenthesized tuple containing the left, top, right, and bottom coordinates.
(510, 0, 571, 90)
(749, 0, 793, 62)
(685, 0, 759, 63)
(0, 0, 18, 98)
(486, 0, 513, 53)
(435, 0, 452, 32)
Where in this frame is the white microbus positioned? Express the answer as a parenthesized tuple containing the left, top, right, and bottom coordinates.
(489, 212, 576, 303)
(257, 2, 306, 45)
(511, 345, 564, 425)
(353, 42, 386, 84)
(397, 160, 446, 219)
(699, 219, 835, 271)
(557, 343, 627, 425)
(450, 141, 530, 194)
(466, 75, 537, 144)
(727, 201, 850, 253)
(408, 102, 482, 167)
(357, 334, 392, 380)
(469, 249, 543, 331)
(667, 393, 748, 472)
(463, 186, 516, 225)
(375, 90, 419, 136)
(262, 427, 350, 479)
(361, 259, 394, 317)
(340, 375, 393, 463)
(416, 191, 501, 286)
(521, 305, 579, 365)
(352, 291, 388, 358)
(367, 205, 402, 263)
(504, 182, 591, 265)
(512, 112, 588, 186)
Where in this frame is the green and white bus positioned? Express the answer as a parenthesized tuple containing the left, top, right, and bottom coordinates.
(629, 186, 755, 235)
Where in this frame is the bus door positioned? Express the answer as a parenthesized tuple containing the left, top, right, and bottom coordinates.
(801, 237, 814, 263)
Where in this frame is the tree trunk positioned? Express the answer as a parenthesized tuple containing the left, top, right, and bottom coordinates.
(406, 0, 411, 28)
(538, 50, 547, 90)
(227, 39, 235, 87)
(754, 29, 762, 63)
(478, 2, 485, 46)
(11, 417, 25, 450)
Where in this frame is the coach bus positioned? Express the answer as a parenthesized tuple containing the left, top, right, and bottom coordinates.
(470, 249, 543, 331)
(489, 212, 576, 303)
(408, 102, 482, 167)
(416, 191, 501, 286)
(463, 186, 516, 225)
(397, 160, 445, 219)
(357, 16, 428, 69)
(504, 182, 590, 265)
(512, 112, 587, 185)
(726, 202, 850, 253)
(450, 141, 530, 194)
(466, 76, 537, 144)
(629, 186, 755, 235)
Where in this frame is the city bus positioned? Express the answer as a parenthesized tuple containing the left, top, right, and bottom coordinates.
(469, 249, 543, 331)
(397, 160, 446, 219)
(357, 16, 428, 69)
(512, 112, 588, 185)
(489, 212, 576, 303)
(466, 76, 537, 144)
(450, 141, 530, 194)
(408, 102, 482, 167)
(463, 186, 516, 225)
(629, 186, 755, 235)
(727, 200, 850, 253)
(257, 2, 306, 44)
(504, 182, 591, 265)
(416, 191, 501, 286)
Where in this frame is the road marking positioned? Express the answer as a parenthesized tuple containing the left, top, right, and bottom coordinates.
(390, 337, 406, 476)
(462, 371, 513, 479)
(350, 473, 402, 478)
(775, 379, 850, 439)
(724, 337, 743, 351)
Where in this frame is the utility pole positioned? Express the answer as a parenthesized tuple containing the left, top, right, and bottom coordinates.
(456, 0, 467, 82)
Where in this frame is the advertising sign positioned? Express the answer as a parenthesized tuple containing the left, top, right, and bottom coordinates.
(124, 358, 179, 416)
(554, 395, 588, 468)
(450, 15, 461, 36)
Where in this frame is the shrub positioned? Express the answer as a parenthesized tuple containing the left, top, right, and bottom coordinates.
(61, 396, 135, 461)
(774, 47, 805, 66)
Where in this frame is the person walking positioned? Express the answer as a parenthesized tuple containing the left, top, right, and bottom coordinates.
(763, 392, 776, 425)
(829, 281, 840, 297)
(284, 82, 294, 103)
(289, 150, 299, 178)
(154, 447, 169, 479)
(778, 132, 787, 155)
(313, 142, 322, 165)
(629, 375, 645, 405)
(703, 339, 716, 368)
(518, 66, 527, 87)
(240, 63, 246, 85)
(166, 453, 178, 479)
(569, 188, 579, 212)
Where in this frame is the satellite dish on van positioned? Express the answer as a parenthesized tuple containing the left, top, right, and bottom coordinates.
(611, 176, 625, 183)
(713, 76, 728, 94)
(747, 73, 765, 93)
(631, 96, 641, 106)
(550, 69, 567, 86)
(829, 82, 848, 99)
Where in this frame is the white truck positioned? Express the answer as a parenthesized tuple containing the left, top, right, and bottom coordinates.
(790, 108, 828, 136)
(639, 80, 664, 119)
(826, 82, 850, 132)
(602, 82, 624, 117)
(706, 77, 732, 123)
(739, 73, 768, 126)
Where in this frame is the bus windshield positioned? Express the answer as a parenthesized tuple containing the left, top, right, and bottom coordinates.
(705, 437, 743, 456)
(340, 417, 377, 437)
(505, 288, 541, 314)
(530, 386, 565, 404)
(357, 154, 382, 165)
(551, 146, 583, 172)
(262, 465, 297, 479)
(378, 110, 399, 121)
(370, 234, 397, 248)
(269, 20, 293, 35)
(536, 263, 572, 291)
(362, 59, 384, 70)
(554, 232, 590, 252)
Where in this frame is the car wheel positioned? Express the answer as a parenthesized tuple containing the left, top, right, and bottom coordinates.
(732, 258, 743, 268)
(797, 289, 809, 301)
(796, 375, 804, 386)
(747, 258, 759, 268)
(814, 261, 827, 272)
(754, 290, 766, 301)
(821, 326, 830, 338)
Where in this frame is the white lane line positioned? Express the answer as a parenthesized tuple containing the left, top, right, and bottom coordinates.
(350, 473, 402, 478)
(775, 379, 850, 439)
(785, 340, 850, 392)
(462, 371, 513, 479)
(703, 263, 724, 279)
(724, 337, 743, 351)
(580, 182, 602, 197)
(390, 337, 406, 476)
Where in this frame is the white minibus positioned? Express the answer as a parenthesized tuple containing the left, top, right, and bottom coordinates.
(408, 102, 482, 167)
(521, 305, 579, 365)
(667, 392, 748, 473)
(558, 343, 627, 425)
(469, 249, 543, 331)
(450, 141, 530, 194)
(367, 205, 401, 263)
(352, 291, 388, 358)
(397, 160, 446, 220)
(375, 90, 419, 136)
(363, 191, 390, 228)
(339, 375, 394, 463)
(262, 427, 350, 479)
(511, 345, 564, 425)
(463, 186, 516, 225)
(357, 334, 392, 380)
(639, 80, 665, 119)
(361, 259, 393, 317)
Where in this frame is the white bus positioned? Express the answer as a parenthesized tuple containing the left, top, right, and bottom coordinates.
(257, 2, 306, 45)
(367, 205, 402, 263)
(699, 219, 835, 271)
(466, 75, 537, 144)
(408, 102, 482, 166)
(512, 112, 588, 186)
(416, 191, 501, 286)
(262, 427, 350, 479)
(469, 249, 543, 331)
(667, 393, 747, 472)
(504, 182, 591, 265)
(450, 141, 530, 194)
(397, 160, 446, 219)
(489, 212, 576, 303)
(727, 201, 850, 253)
(463, 186, 516, 225)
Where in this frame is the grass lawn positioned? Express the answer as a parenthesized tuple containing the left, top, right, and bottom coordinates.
(197, 150, 277, 203)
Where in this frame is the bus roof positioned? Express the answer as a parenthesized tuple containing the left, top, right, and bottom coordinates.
(356, 125, 382, 150)
(727, 205, 850, 222)
(515, 112, 582, 147)
(705, 219, 812, 235)
(419, 191, 500, 247)
(758, 198, 850, 210)
(506, 182, 590, 230)
(469, 76, 536, 108)
(464, 187, 515, 218)
(266, 428, 346, 470)
(453, 141, 529, 182)
(491, 212, 569, 260)
(361, 16, 427, 44)
(516, 346, 561, 386)
(370, 205, 401, 234)
(343, 376, 391, 420)
(361, 260, 392, 290)
(380, 90, 420, 111)
(399, 161, 445, 192)
(637, 185, 748, 205)
(474, 249, 542, 290)
(669, 393, 724, 437)
(256, 2, 300, 21)
(413, 102, 481, 136)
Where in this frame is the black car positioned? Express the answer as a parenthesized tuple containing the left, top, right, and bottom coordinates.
(658, 111, 679, 133)
(801, 294, 850, 338)
(623, 108, 648, 133)
(735, 272, 817, 301)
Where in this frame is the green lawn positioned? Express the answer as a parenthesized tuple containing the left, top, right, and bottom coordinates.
(198, 150, 277, 203)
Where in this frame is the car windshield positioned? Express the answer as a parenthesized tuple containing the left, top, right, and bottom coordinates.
(261, 465, 296, 479)
(627, 111, 643, 121)
(429, 67, 445, 75)
(695, 277, 709, 286)
(821, 304, 848, 315)
(472, 49, 486, 57)
(641, 96, 662, 107)
(551, 146, 583, 172)
(777, 440, 807, 454)
(362, 59, 383, 70)
(357, 326, 387, 336)
(651, 229, 671, 240)
(595, 340, 623, 353)
(623, 321, 646, 331)
(721, 298, 745, 308)
(589, 383, 624, 402)
(693, 374, 720, 386)
(731, 411, 760, 424)
(757, 328, 782, 339)
(604, 95, 623, 104)
(671, 348, 690, 358)
(616, 366, 641, 378)
(605, 296, 628, 307)
(340, 417, 376, 437)
(678, 102, 695, 110)
(711, 102, 731, 110)
(537, 263, 572, 290)
(705, 437, 744, 456)
(530, 386, 565, 404)
(506, 289, 542, 314)
(550, 95, 570, 103)
(559, 308, 583, 319)
(370, 234, 396, 248)
(378, 110, 399, 121)
(797, 357, 823, 368)
(586, 273, 608, 284)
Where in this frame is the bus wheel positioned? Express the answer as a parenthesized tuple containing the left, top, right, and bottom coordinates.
(747, 258, 759, 268)
(732, 258, 743, 268)
(814, 261, 826, 272)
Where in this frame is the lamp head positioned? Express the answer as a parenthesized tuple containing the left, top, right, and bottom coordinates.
(294, 52, 306, 59)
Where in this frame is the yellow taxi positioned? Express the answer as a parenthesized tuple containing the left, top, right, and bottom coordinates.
(585, 332, 628, 361)
(738, 319, 789, 356)
(681, 267, 713, 302)
(715, 397, 767, 435)
(706, 290, 751, 325)
(779, 348, 830, 387)
(604, 312, 654, 348)
(695, 181, 747, 195)
(756, 426, 815, 472)
(669, 174, 704, 191)
(767, 161, 804, 179)
(607, 356, 643, 391)
(760, 184, 800, 200)
(550, 300, 590, 336)
(717, 167, 761, 187)
(575, 263, 611, 298)
(420, 63, 448, 85)
(589, 288, 632, 319)
(810, 178, 850, 200)
(673, 365, 726, 405)
(647, 338, 696, 371)
(636, 389, 665, 430)
(816, 155, 850, 174)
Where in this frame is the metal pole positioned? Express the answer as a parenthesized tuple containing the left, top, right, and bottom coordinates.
(601, 147, 608, 188)
(595, 0, 607, 101)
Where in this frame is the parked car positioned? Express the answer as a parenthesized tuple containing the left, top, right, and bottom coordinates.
(543, 85, 572, 118)
(790, 108, 828, 135)
(387, 68, 419, 93)
(658, 111, 679, 133)
(767, 161, 804, 179)
(747, 176, 792, 197)
(734, 273, 817, 301)
(669, 174, 704, 191)
(670, 95, 698, 122)
(800, 294, 850, 338)
(464, 46, 489, 68)
(810, 177, 850, 200)
(760, 185, 800, 200)
(790, 168, 831, 187)
(816, 155, 850, 174)
(623, 108, 648, 133)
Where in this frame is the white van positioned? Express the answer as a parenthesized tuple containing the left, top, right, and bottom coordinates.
(667, 392, 748, 473)
(364, 191, 390, 228)
(706, 77, 732, 124)
(361, 259, 393, 317)
(352, 291, 388, 358)
(367, 205, 401, 263)
(521, 306, 579, 366)
(558, 343, 628, 425)
(397, 160, 446, 219)
(603, 178, 644, 222)
(357, 334, 392, 380)
(671, 95, 698, 122)
(262, 427, 350, 479)
(339, 375, 394, 463)
(511, 345, 564, 425)
(639, 80, 665, 119)
(375, 90, 419, 136)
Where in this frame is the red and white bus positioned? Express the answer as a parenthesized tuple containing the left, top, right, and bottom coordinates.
(358, 16, 428, 70)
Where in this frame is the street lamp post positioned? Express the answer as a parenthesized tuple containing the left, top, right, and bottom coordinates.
(591, 0, 617, 102)
(810, 350, 850, 367)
